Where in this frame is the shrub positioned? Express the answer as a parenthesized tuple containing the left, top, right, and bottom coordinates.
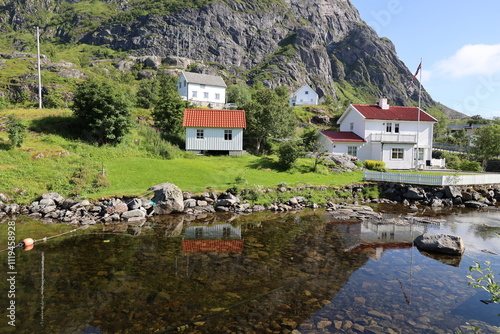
(459, 160, 482, 172)
(6, 115, 27, 148)
(277, 141, 303, 170)
(365, 160, 386, 171)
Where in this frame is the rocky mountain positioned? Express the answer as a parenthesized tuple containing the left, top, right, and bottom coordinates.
(0, 0, 466, 117)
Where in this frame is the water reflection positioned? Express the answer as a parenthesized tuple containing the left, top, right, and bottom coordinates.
(0, 209, 498, 333)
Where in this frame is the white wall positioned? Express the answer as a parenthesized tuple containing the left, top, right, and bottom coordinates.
(291, 85, 318, 106)
(177, 73, 226, 108)
(185, 128, 243, 151)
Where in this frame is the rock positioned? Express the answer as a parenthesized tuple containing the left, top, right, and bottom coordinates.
(106, 201, 129, 214)
(184, 199, 197, 208)
(464, 201, 488, 208)
(403, 187, 425, 200)
(39, 198, 55, 207)
(41, 192, 65, 205)
(444, 186, 462, 198)
(0, 193, 12, 202)
(414, 233, 465, 255)
(4, 204, 19, 214)
(121, 209, 146, 219)
(149, 183, 184, 214)
(127, 198, 143, 210)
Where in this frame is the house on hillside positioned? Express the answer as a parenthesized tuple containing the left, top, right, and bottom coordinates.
(178, 71, 227, 108)
(318, 98, 438, 170)
(182, 108, 246, 156)
(290, 84, 319, 106)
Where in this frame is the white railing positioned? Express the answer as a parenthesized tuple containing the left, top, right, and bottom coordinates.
(431, 158, 446, 168)
(368, 133, 417, 143)
(363, 171, 500, 186)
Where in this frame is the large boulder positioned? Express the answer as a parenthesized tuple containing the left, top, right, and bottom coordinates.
(149, 183, 184, 214)
(414, 233, 465, 255)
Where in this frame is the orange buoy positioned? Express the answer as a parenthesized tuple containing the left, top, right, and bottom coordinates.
(22, 238, 35, 251)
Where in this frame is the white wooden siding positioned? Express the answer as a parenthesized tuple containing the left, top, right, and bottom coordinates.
(185, 128, 243, 151)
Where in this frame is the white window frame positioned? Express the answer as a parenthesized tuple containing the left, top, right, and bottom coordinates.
(196, 129, 204, 139)
(414, 147, 424, 161)
(394, 123, 400, 133)
(391, 148, 404, 160)
(204, 92, 209, 99)
(224, 129, 233, 141)
(215, 93, 220, 100)
(349, 122, 354, 131)
(386, 122, 392, 133)
(192, 91, 198, 98)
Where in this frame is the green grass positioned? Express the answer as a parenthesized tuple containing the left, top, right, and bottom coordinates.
(0, 108, 363, 203)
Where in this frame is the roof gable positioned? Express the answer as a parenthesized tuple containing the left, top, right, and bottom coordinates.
(351, 104, 437, 122)
(293, 84, 317, 96)
(182, 109, 246, 128)
(181, 71, 227, 87)
(321, 131, 365, 142)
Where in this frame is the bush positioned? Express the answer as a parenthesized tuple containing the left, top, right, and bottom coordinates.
(72, 78, 132, 145)
(459, 160, 482, 172)
(6, 115, 27, 148)
(137, 123, 183, 159)
(277, 141, 304, 170)
(364, 160, 386, 171)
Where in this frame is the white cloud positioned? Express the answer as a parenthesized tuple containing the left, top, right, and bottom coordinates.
(436, 44, 500, 77)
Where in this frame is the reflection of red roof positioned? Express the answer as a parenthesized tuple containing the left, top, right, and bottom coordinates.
(182, 240, 244, 253)
(182, 109, 247, 128)
(352, 104, 437, 122)
(321, 131, 365, 142)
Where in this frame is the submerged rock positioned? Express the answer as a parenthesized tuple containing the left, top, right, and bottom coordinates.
(414, 233, 465, 255)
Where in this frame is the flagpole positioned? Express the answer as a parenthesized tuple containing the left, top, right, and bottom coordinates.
(415, 59, 422, 170)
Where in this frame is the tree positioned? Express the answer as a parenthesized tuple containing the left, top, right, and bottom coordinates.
(136, 77, 161, 109)
(6, 115, 27, 148)
(226, 84, 252, 108)
(151, 74, 191, 141)
(243, 85, 296, 154)
(470, 124, 500, 170)
(72, 78, 132, 145)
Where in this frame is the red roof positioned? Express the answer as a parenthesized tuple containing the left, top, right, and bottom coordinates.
(182, 240, 244, 253)
(352, 104, 437, 122)
(182, 109, 246, 128)
(321, 131, 365, 142)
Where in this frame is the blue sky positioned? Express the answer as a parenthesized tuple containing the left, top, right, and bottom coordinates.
(350, 0, 500, 119)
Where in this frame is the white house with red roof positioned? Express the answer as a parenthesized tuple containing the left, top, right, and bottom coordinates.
(319, 98, 438, 169)
(182, 109, 246, 156)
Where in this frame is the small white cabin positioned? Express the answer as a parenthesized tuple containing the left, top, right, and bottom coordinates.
(182, 108, 246, 156)
(290, 84, 319, 106)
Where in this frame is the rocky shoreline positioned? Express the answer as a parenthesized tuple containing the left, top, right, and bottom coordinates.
(1, 181, 500, 226)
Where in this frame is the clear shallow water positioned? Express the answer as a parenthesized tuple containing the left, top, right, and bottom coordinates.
(0, 208, 499, 333)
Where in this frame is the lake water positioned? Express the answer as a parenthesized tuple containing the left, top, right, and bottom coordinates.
(1, 206, 499, 333)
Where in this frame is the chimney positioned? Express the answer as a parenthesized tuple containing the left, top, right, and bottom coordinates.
(378, 98, 389, 110)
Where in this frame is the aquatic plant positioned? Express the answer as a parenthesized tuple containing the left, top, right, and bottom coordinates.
(467, 261, 500, 304)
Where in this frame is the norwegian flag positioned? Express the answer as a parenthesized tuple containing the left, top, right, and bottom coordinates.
(408, 61, 422, 88)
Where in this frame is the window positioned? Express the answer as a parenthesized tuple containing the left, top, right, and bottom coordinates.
(348, 146, 357, 157)
(204, 92, 209, 99)
(394, 123, 400, 133)
(386, 122, 392, 132)
(183, 81, 186, 87)
(305, 91, 309, 95)
(414, 147, 424, 160)
(192, 91, 198, 98)
(349, 122, 354, 131)
(215, 93, 220, 100)
(222, 227, 231, 238)
(195, 227, 203, 239)
(391, 148, 404, 160)
(196, 129, 204, 139)
(200, 84, 205, 89)
(224, 129, 233, 140)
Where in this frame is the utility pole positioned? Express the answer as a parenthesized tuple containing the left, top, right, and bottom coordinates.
(36, 26, 42, 109)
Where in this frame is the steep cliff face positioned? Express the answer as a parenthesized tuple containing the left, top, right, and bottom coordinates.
(78, 0, 431, 106)
(0, 0, 436, 108)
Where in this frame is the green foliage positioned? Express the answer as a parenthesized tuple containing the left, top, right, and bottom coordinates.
(151, 73, 191, 141)
(243, 85, 297, 154)
(467, 261, 500, 304)
(459, 160, 482, 172)
(6, 115, 27, 148)
(226, 84, 252, 108)
(43, 89, 68, 109)
(136, 78, 161, 109)
(471, 124, 500, 169)
(277, 141, 304, 170)
(0, 97, 7, 110)
(136, 123, 184, 159)
(72, 78, 133, 145)
(364, 160, 386, 172)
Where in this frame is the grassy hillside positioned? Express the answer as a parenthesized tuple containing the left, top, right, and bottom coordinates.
(0, 108, 362, 203)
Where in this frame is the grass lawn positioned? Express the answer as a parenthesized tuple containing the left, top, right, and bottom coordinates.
(96, 155, 363, 197)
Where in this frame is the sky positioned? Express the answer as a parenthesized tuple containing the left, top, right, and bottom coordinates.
(349, 0, 500, 119)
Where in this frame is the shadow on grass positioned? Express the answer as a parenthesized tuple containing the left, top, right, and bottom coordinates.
(0, 141, 11, 150)
(30, 115, 82, 140)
